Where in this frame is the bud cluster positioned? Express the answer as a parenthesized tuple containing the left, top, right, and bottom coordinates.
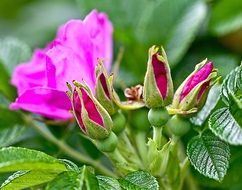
(142, 46, 218, 136)
(67, 45, 219, 163)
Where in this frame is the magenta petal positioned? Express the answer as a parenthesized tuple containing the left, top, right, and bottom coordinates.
(46, 41, 96, 92)
(197, 81, 210, 102)
(152, 54, 168, 98)
(99, 73, 110, 99)
(84, 10, 113, 70)
(45, 56, 57, 88)
(11, 50, 47, 95)
(81, 88, 104, 127)
(10, 87, 72, 120)
(72, 89, 86, 131)
(10, 10, 113, 120)
(180, 62, 213, 101)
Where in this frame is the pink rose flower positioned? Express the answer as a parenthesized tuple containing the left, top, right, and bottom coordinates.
(10, 10, 113, 120)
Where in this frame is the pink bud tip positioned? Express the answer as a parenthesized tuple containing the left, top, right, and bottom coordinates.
(152, 54, 168, 99)
(73, 89, 86, 131)
(180, 62, 213, 101)
(81, 88, 104, 127)
(99, 73, 111, 99)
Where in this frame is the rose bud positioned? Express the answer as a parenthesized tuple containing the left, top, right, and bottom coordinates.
(143, 45, 173, 108)
(95, 61, 117, 115)
(70, 81, 113, 140)
(170, 59, 218, 115)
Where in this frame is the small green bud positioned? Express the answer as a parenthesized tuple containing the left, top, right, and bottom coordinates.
(112, 111, 126, 134)
(95, 132, 118, 152)
(167, 115, 191, 136)
(148, 107, 170, 127)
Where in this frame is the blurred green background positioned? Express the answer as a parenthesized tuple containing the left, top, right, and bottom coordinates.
(0, 0, 241, 189)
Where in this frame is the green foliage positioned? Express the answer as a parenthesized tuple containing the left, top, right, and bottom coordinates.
(46, 166, 99, 190)
(0, 38, 31, 100)
(0, 107, 23, 130)
(187, 131, 230, 181)
(97, 175, 121, 190)
(119, 171, 159, 190)
(209, 107, 242, 145)
(0, 37, 31, 74)
(0, 125, 27, 147)
(209, 66, 242, 145)
(0, 147, 68, 172)
(77, 0, 207, 82)
(221, 65, 242, 107)
(190, 84, 221, 126)
(0, 170, 59, 190)
(209, 0, 242, 36)
(0, 0, 241, 189)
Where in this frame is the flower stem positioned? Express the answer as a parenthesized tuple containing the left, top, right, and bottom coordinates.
(153, 126, 162, 149)
(135, 132, 147, 164)
(24, 115, 115, 177)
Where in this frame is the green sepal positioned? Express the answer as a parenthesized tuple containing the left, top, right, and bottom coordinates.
(146, 139, 172, 177)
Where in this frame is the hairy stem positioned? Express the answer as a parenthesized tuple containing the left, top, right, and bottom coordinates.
(24, 115, 115, 177)
(135, 131, 148, 164)
(153, 126, 162, 149)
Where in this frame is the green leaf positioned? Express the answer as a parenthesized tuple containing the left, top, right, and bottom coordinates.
(0, 107, 24, 130)
(119, 171, 159, 190)
(209, 0, 242, 36)
(209, 107, 242, 145)
(46, 171, 83, 190)
(0, 37, 30, 100)
(97, 175, 121, 190)
(191, 84, 221, 126)
(0, 170, 59, 190)
(0, 125, 27, 147)
(79, 166, 99, 190)
(46, 166, 99, 190)
(165, 0, 207, 66)
(0, 63, 16, 100)
(221, 65, 242, 107)
(0, 37, 31, 74)
(0, 92, 10, 107)
(187, 131, 230, 181)
(0, 147, 67, 173)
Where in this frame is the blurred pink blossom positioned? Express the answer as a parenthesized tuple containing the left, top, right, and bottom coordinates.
(10, 10, 113, 120)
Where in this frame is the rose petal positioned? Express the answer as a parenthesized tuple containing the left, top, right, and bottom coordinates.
(72, 89, 86, 131)
(152, 54, 168, 98)
(81, 88, 104, 127)
(10, 87, 72, 120)
(46, 41, 96, 92)
(99, 73, 111, 99)
(180, 62, 213, 100)
(11, 50, 47, 95)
